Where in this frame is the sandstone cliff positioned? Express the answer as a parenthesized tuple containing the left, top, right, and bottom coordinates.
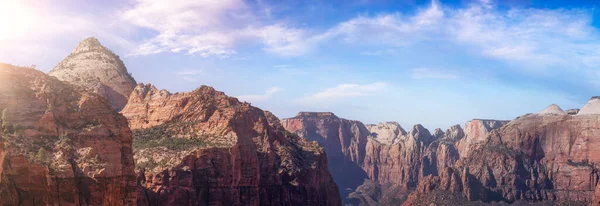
(121, 84, 341, 205)
(281, 112, 370, 201)
(0, 63, 137, 205)
(407, 111, 600, 205)
(49, 37, 137, 111)
(282, 112, 515, 205)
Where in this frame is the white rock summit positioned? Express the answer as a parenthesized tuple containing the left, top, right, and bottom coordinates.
(49, 37, 137, 110)
(578, 96, 600, 115)
(366, 122, 407, 144)
(538, 104, 566, 115)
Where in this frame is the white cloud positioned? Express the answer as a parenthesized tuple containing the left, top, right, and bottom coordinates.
(238, 87, 283, 103)
(299, 82, 387, 105)
(411, 68, 458, 79)
(123, 0, 248, 57)
(0, 1, 134, 71)
(123, 0, 312, 57)
(287, 0, 600, 72)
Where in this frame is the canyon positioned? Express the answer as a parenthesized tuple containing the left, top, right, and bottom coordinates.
(3, 37, 600, 206)
(282, 102, 600, 205)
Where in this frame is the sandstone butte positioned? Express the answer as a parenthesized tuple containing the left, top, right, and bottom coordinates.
(0, 63, 137, 205)
(49, 37, 137, 111)
(121, 84, 341, 205)
(282, 103, 600, 205)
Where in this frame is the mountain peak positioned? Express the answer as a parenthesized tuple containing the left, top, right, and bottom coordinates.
(578, 97, 600, 115)
(538, 104, 566, 115)
(49, 37, 136, 111)
(72, 37, 105, 54)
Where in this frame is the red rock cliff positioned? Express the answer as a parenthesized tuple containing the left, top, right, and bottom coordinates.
(282, 112, 517, 205)
(0, 63, 137, 205)
(406, 110, 600, 205)
(281, 112, 370, 201)
(121, 84, 341, 206)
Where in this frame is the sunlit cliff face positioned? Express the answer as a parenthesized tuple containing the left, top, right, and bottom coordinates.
(0, 0, 36, 41)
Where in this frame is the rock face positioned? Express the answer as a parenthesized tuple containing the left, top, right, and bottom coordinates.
(366, 122, 406, 144)
(282, 112, 521, 205)
(121, 84, 341, 206)
(280, 112, 370, 201)
(0, 63, 137, 205)
(455, 119, 509, 158)
(594, 183, 600, 205)
(407, 112, 600, 205)
(49, 37, 137, 111)
(579, 96, 600, 115)
(567, 109, 580, 115)
(282, 113, 463, 204)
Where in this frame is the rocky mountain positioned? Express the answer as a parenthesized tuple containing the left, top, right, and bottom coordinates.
(49, 37, 137, 111)
(408, 108, 600, 205)
(281, 112, 516, 205)
(0, 63, 137, 205)
(284, 107, 600, 205)
(579, 96, 600, 115)
(121, 84, 341, 205)
(281, 112, 370, 201)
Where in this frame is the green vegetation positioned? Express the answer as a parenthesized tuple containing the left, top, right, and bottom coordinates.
(35, 148, 50, 165)
(133, 135, 212, 151)
(1, 108, 11, 133)
(132, 122, 219, 151)
(57, 134, 74, 154)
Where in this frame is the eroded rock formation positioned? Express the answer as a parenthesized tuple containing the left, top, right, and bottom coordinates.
(407, 111, 600, 205)
(281, 112, 370, 201)
(49, 37, 137, 111)
(0, 63, 137, 205)
(121, 84, 341, 205)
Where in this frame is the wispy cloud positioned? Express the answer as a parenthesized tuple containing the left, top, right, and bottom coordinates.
(360, 49, 398, 56)
(122, 0, 311, 57)
(175, 69, 204, 82)
(278, 0, 600, 71)
(238, 87, 283, 103)
(0, 0, 134, 71)
(298, 82, 387, 105)
(411, 68, 458, 79)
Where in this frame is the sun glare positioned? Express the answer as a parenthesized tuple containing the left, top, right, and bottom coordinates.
(0, 1, 36, 41)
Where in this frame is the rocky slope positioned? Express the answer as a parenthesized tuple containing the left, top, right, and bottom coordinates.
(282, 112, 512, 205)
(406, 103, 600, 205)
(49, 37, 137, 111)
(0, 63, 137, 205)
(121, 84, 341, 205)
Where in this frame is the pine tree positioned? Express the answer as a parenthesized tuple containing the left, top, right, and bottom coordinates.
(36, 148, 49, 165)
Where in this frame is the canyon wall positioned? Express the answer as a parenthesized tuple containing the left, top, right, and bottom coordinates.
(122, 84, 341, 205)
(0, 63, 137, 205)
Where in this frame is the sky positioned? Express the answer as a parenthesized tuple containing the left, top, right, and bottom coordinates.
(1, 0, 600, 130)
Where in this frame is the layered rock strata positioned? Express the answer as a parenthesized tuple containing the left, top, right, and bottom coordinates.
(0, 63, 137, 205)
(121, 84, 341, 206)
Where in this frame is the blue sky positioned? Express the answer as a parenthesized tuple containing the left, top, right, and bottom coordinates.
(1, 0, 600, 130)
